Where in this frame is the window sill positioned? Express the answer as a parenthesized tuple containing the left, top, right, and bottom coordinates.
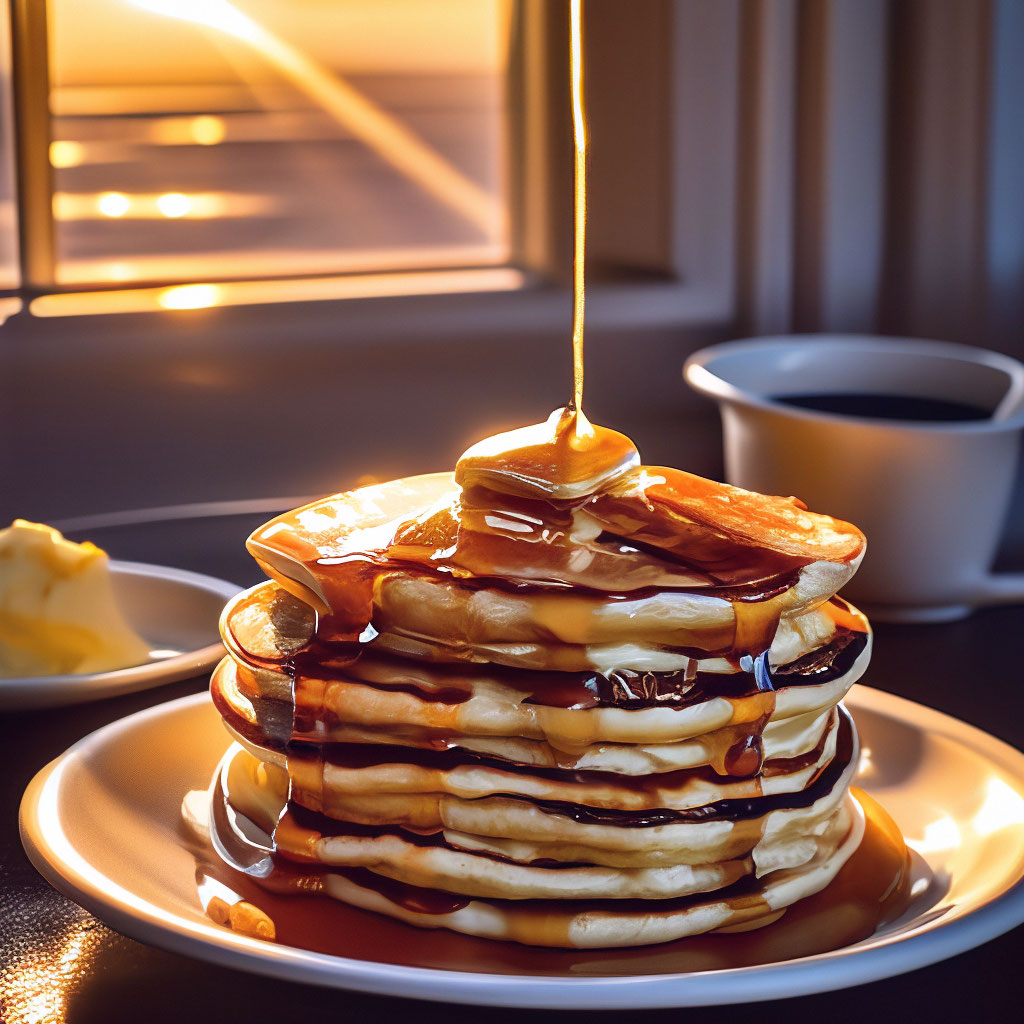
(9, 266, 732, 347)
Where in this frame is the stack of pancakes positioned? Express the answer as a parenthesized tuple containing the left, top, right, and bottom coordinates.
(208, 412, 870, 948)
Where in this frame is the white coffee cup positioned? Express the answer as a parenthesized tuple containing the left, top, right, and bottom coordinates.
(684, 335, 1024, 622)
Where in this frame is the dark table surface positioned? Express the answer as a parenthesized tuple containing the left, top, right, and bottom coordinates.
(1, 510, 1022, 1023)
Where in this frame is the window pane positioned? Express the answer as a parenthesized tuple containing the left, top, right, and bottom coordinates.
(0, 2, 18, 290)
(49, 0, 510, 286)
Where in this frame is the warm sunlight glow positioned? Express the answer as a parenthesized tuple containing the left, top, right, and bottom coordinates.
(132, 0, 254, 37)
(158, 283, 222, 310)
(972, 777, 1024, 836)
(97, 191, 130, 217)
(190, 114, 226, 145)
(0, 298, 22, 324)
(910, 876, 930, 898)
(32, 267, 524, 316)
(157, 192, 192, 218)
(107, 262, 136, 282)
(0, 916, 99, 1024)
(131, 0, 500, 234)
(905, 815, 962, 855)
(54, 191, 274, 221)
(856, 746, 875, 781)
(151, 116, 224, 146)
(49, 140, 85, 168)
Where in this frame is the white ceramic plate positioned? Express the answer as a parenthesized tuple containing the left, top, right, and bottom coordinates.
(19, 686, 1024, 1008)
(1, 561, 241, 710)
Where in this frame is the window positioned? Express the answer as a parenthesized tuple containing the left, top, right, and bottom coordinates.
(6, 0, 722, 321)
(37, 0, 511, 289)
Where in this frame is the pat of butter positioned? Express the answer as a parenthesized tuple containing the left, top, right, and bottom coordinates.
(0, 519, 151, 677)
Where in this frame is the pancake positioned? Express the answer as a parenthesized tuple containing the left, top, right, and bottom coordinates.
(218, 584, 869, 754)
(247, 470, 864, 671)
(200, 409, 873, 948)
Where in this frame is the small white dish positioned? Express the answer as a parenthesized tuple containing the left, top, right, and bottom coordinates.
(1, 561, 241, 710)
(18, 686, 1024, 1008)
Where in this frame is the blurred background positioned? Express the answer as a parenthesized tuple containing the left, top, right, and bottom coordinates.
(1, 0, 1022, 527)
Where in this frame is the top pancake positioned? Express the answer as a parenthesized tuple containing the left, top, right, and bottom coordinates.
(249, 470, 864, 597)
(246, 462, 864, 668)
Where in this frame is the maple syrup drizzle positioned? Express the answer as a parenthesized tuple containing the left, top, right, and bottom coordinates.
(570, 0, 587, 412)
(280, 707, 838, 800)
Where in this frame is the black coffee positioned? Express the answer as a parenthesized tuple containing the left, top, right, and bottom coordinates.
(772, 392, 992, 422)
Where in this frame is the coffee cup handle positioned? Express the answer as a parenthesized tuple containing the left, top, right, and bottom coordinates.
(972, 573, 1024, 605)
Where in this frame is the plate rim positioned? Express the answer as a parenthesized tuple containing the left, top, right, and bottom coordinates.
(18, 686, 1024, 1009)
(0, 561, 241, 708)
